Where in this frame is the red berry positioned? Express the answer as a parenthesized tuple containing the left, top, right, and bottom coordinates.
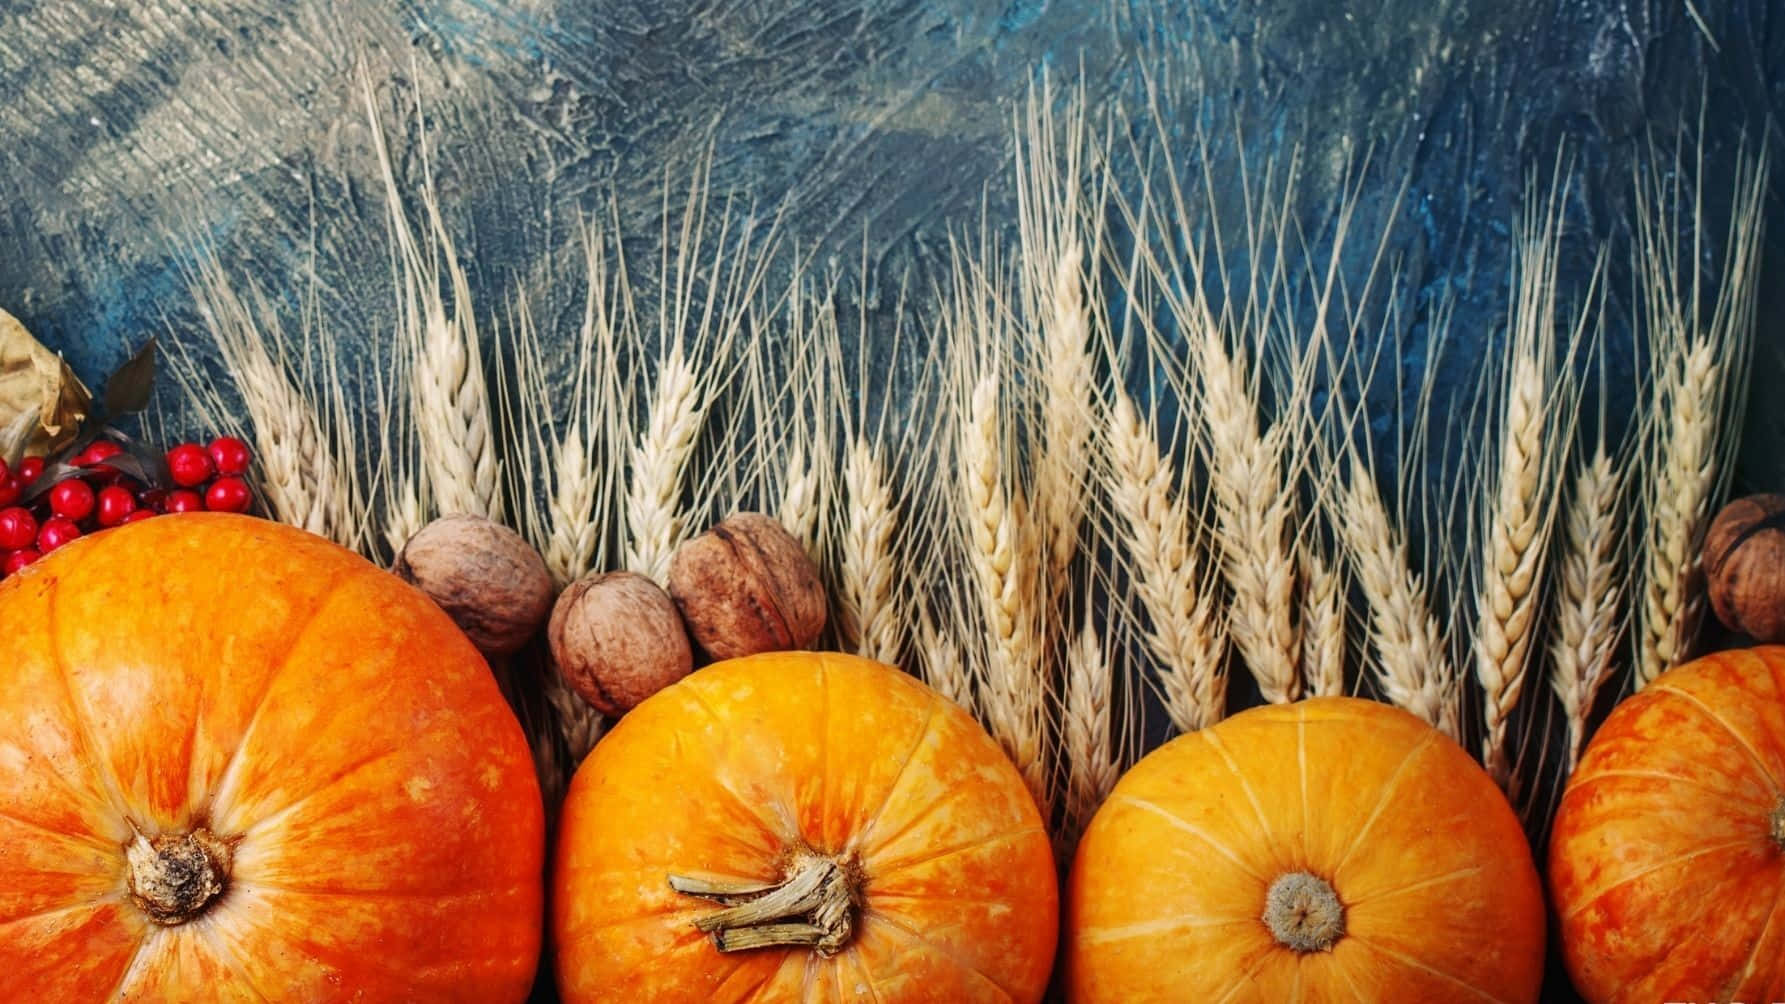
(0, 457, 10, 482)
(166, 443, 213, 487)
(0, 508, 37, 550)
(0, 476, 19, 508)
(48, 478, 96, 522)
(207, 436, 252, 476)
(121, 509, 155, 524)
(96, 485, 137, 527)
(37, 517, 79, 553)
(163, 490, 203, 514)
(15, 457, 43, 484)
(3, 548, 39, 574)
(77, 440, 124, 466)
(204, 477, 252, 514)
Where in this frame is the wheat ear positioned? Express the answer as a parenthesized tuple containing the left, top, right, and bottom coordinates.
(1062, 622, 1119, 845)
(914, 600, 974, 713)
(1549, 445, 1622, 768)
(839, 438, 902, 664)
(959, 364, 1049, 811)
(365, 83, 501, 522)
(1102, 387, 1226, 731)
(1337, 451, 1459, 739)
(1633, 144, 1766, 684)
(622, 340, 704, 583)
(1300, 547, 1346, 698)
(1474, 349, 1556, 785)
(1194, 317, 1301, 704)
(182, 258, 352, 545)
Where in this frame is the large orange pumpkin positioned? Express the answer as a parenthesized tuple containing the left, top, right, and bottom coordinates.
(1066, 697, 1546, 1002)
(552, 650, 1058, 1002)
(0, 514, 545, 1000)
(1549, 645, 1785, 1003)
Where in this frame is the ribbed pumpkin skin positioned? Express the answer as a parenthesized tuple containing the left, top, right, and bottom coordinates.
(1066, 697, 1545, 1003)
(0, 514, 545, 1001)
(1549, 646, 1785, 1004)
(552, 651, 1058, 1003)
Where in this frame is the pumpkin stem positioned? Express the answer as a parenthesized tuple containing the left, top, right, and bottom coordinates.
(1772, 798, 1785, 852)
(1263, 871, 1345, 953)
(125, 827, 233, 926)
(668, 851, 858, 955)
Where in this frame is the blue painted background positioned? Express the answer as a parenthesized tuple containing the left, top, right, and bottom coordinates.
(0, 3, 1781, 999)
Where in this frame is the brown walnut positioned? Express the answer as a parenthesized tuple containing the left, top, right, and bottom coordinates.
(1704, 493, 1785, 643)
(549, 571, 693, 716)
(392, 514, 555, 657)
(667, 513, 827, 660)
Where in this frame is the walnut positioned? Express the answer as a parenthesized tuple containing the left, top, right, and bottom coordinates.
(667, 513, 827, 660)
(1704, 493, 1785, 643)
(392, 514, 555, 657)
(548, 571, 692, 716)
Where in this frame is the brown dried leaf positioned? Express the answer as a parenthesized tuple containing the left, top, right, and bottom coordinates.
(0, 309, 91, 459)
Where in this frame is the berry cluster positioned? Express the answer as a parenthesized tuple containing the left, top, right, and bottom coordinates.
(0, 436, 255, 577)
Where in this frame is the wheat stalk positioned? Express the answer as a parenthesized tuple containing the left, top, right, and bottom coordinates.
(958, 363, 1049, 811)
(1193, 319, 1301, 704)
(1336, 451, 1459, 739)
(181, 257, 353, 546)
(1633, 144, 1766, 685)
(622, 341, 704, 583)
(1475, 351, 1556, 785)
(1102, 387, 1226, 731)
(365, 82, 502, 523)
(1548, 445, 1622, 768)
(1637, 336, 1722, 684)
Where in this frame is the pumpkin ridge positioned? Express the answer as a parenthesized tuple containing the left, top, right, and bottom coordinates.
(860, 905, 1023, 1001)
(1648, 682, 1782, 791)
(676, 681, 800, 842)
(236, 745, 408, 840)
(1104, 794, 1265, 882)
(1345, 932, 1512, 1004)
(868, 823, 1048, 880)
(851, 694, 944, 854)
(1210, 945, 1275, 1004)
(1559, 836, 1756, 923)
(1330, 729, 1441, 878)
(1730, 873, 1785, 995)
(0, 802, 116, 855)
(1074, 913, 1253, 945)
(43, 576, 133, 826)
(1342, 863, 1485, 908)
(206, 572, 360, 823)
(1565, 766, 1753, 798)
(101, 926, 158, 1001)
(1200, 729, 1286, 864)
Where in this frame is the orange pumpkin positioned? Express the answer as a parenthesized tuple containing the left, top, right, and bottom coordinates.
(1549, 645, 1785, 1003)
(552, 650, 1058, 1002)
(0, 514, 545, 1000)
(1066, 697, 1546, 1002)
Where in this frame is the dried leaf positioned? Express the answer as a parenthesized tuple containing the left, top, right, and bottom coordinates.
(103, 338, 157, 416)
(0, 309, 91, 456)
(0, 404, 40, 468)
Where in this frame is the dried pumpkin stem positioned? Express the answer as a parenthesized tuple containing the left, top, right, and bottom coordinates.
(1262, 871, 1345, 953)
(125, 827, 233, 926)
(1772, 798, 1785, 852)
(669, 852, 857, 955)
